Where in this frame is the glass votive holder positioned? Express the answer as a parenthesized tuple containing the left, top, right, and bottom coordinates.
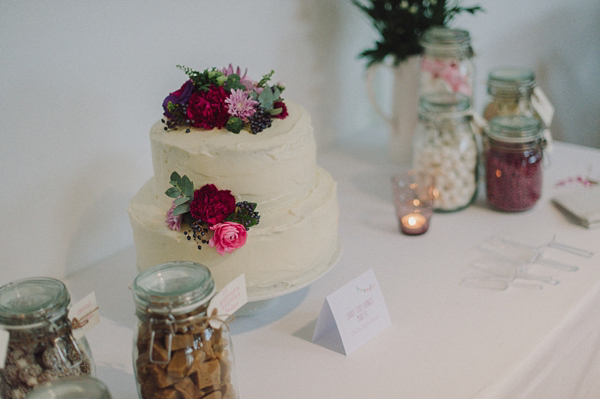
(391, 170, 434, 235)
(26, 376, 112, 399)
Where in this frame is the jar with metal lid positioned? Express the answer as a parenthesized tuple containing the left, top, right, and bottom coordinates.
(484, 115, 545, 212)
(132, 261, 237, 399)
(413, 92, 479, 212)
(26, 376, 111, 399)
(0, 278, 95, 399)
(483, 67, 539, 121)
(419, 27, 475, 100)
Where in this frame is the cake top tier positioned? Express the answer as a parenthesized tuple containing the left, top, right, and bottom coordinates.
(162, 65, 288, 134)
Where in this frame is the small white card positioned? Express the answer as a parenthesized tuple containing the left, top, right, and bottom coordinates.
(312, 269, 391, 355)
(532, 87, 555, 127)
(208, 274, 248, 329)
(69, 292, 100, 340)
(0, 329, 9, 368)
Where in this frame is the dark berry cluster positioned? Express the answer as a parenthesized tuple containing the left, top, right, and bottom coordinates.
(228, 201, 260, 230)
(184, 220, 210, 250)
(248, 107, 272, 134)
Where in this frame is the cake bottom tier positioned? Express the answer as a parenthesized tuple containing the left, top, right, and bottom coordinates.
(128, 167, 340, 299)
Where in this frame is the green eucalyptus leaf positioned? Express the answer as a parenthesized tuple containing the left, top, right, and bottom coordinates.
(172, 203, 190, 216)
(258, 89, 274, 111)
(165, 187, 180, 198)
(268, 107, 283, 116)
(170, 171, 181, 184)
(174, 196, 189, 206)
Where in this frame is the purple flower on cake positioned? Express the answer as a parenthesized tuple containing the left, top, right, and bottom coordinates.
(209, 222, 248, 255)
(225, 89, 259, 122)
(166, 201, 183, 231)
(163, 80, 194, 119)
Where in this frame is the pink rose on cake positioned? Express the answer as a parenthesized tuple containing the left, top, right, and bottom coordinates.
(209, 222, 248, 255)
(190, 184, 236, 226)
(186, 85, 230, 130)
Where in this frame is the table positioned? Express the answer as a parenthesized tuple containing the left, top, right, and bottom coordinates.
(64, 141, 600, 399)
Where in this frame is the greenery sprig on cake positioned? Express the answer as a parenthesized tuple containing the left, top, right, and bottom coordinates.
(165, 172, 260, 255)
(162, 65, 288, 134)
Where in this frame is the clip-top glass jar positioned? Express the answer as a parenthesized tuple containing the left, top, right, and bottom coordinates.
(484, 115, 545, 212)
(483, 67, 538, 121)
(26, 376, 111, 399)
(419, 27, 475, 100)
(413, 92, 479, 212)
(0, 278, 94, 399)
(132, 261, 238, 399)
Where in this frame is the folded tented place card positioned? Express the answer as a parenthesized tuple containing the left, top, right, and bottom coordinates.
(312, 269, 391, 355)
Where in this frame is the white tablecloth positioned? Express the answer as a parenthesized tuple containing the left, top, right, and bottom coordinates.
(64, 141, 600, 399)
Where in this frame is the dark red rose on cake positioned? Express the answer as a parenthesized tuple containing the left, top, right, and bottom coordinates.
(162, 80, 194, 118)
(190, 184, 236, 226)
(186, 85, 229, 129)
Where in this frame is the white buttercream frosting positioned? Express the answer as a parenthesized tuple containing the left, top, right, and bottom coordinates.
(128, 101, 340, 297)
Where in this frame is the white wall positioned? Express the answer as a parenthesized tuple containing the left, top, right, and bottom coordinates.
(1, 0, 598, 283)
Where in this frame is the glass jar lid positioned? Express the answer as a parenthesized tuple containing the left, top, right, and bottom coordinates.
(0, 277, 71, 327)
(419, 92, 471, 120)
(487, 115, 542, 143)
(419, 27, 472, 56)
(133, 261, 215, 316)
(487, 66, 536, 96)
(26, 376, 112, 399)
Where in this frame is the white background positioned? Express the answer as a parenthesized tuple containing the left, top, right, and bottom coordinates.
(1, 0, 599, 283)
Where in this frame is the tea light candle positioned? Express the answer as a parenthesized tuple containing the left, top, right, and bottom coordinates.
(400, 213, 428, 235)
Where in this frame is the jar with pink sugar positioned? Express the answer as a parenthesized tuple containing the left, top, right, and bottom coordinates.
(484, 116, 546, 212)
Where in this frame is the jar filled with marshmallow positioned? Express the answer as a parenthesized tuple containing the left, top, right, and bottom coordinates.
(483, 67, 538, 121)
(413, 92, 479, 212)
(484, 116, 545, 212)
(419, 27, 475, 101)
(0, 278, 95, 399)
(132, 261, 238, 399)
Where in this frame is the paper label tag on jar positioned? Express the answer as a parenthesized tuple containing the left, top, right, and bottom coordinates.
(0, 328, 9, 368)
(532, 87, 555, 127)
(207, 274, 248, 329)
(69, 292, 100, 340)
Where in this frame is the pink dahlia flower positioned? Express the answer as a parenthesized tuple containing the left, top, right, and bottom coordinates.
(209, 222, 247, 255)
(225, 89, 259, 121)
(166, 201, 183, 231)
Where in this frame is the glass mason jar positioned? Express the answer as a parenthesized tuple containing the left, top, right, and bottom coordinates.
(419, 27, 475, 101)
(132, 261, 238, 399)
(484, 115, 545, 212)
(413, 92, 479, 212)
(483, 67, 538, 121)
(26, 376, 111, 399)
(0, 278, 95, 399)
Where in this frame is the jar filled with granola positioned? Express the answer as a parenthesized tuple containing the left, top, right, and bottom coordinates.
(413, 92, 479, 212)
(484, 115, 545, 212)
(0, 278, 95, 399)
(132, 261, 237, 399)
(483, 67, 538, 121)
(419, 27, 475, 101)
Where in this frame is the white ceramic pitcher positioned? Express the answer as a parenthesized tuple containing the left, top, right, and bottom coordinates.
(366, 55, 420, 165)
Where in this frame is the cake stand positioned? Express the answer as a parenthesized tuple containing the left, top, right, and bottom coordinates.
(236, 243, 342, 316)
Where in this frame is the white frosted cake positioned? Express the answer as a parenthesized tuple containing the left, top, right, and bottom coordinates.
(128, 66, 340, 299)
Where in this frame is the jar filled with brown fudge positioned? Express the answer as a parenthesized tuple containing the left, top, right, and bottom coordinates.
(0, 278, 95, 399)
(484, 115, 545, 212)
(132, 261, 237, 399)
